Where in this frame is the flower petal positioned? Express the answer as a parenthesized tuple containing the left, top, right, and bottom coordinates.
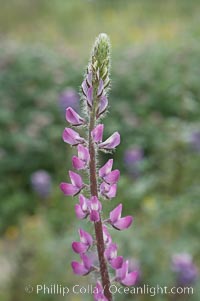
(86, 71, 93, 87)
(99, 132, 120, 150)
(78, 145, 90, 163)
(71, 261, 88, 276)
(99, 159, 113, 178)
(116, 260, 128, 281)
(104, 243, 117, 261)
(66, 107, 85, 126)
(60, 182, 79, 196)
(87, 87, 93, 107)
(97, 79, 104, 97)
(81, 80, 88, 96)
(69, 171, 83, 189)
(121, 271, 138, 286)
(79, 229, 93, 246)
(75, 204, 87, 219)
(72, 156, 86, 170)
(110, 256, 123, 269)
(91, 124, 104, 143)
(113, 216, 133, 231)
(90, 210, 100, 222)
(62, 128, 84, 145)
(109, 204, 122, 223)
(81, 253, 92, 270)
(102, 225, 112, 245)
(97, 94, 108, 117)
(100, 182, 117, 199)
(103, 169, 120, 184)
(90, 196, 102, 211)
(72, 242, 88, 254)
(79, 194, 89, 211)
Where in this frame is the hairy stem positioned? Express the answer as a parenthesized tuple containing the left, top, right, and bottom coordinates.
(89, 109, 112, 301)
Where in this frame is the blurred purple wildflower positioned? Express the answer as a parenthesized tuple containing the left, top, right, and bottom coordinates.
(31, 170, 52, 198)
(58, 88, 79, 114)
(124, 147, 144, 177)
(189, 131, 200, 152)
(172, 253, 198, 286)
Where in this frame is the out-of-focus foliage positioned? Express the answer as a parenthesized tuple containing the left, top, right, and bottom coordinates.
(0, 1, 199, 300)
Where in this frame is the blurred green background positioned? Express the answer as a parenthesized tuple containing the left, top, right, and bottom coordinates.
(0, 0, 199, 300)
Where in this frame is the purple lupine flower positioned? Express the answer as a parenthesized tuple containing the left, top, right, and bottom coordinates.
(94, 281, 108, 301)
(62, 128, 85, 146)
(96, 95, 108, 118)
(108, 204, 133, 230)
(75, 194, 90, 219)
(89, 196, 102, 222)
(60, 34, 137, 301)
(72, 229, 93, 254)
(59, 88, 79, 113)
(100, 182, 117, 199)
(116, 260, 138, 286)
(104, 243, 123, 269)
(72, 144, 90, 170)
(31, 170, 51, 198)
(172, 253, 198, 286)
(60, 171, 84, 196)
(66, 107, 85, 126)
(124, 147, 144, 177)
(71, 253, 93, 276)
(99, 132, 120, 150)
(99, 159, 120, 184)
(92, 124, 104, 143)
(102, 225, 112, 245)
(189, 131, 200, 152)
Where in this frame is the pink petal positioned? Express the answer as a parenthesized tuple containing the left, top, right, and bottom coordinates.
(113, 216, 133, 231)
(110, 204, 122, 223)
(75, 204, 87, 219)
(69, 171, 83, 189)
(104, 243, 117, 260)
(99, 159, 113, 178)
(90, 196, 102, 211)
(116, 260, 128, 281)
(62, 128, 84, 145)
(121, 271, 138, 286)
(97, 95, 108, 117)
(104, 169, 120, 184)
(81, 80, 88, 96)
(94, 281, 108, 301)
(90, 210, 100, 222)
(102, 225, 112, 245)
(106, 183, 117, 199)
(87, 86, 93, 107)
(79, 194, 89, 211)
(81, 253, 92, 270)
(99, 132, 120, 150)
(66, 107, 85, 126)
(100, 182, 117, 199)
(72, 156, 86, 170)
(91, 124, 104, 143)
(71, 261, 88, 276)
(97, 79, 104, 97)
(60, 182, 79, 196)
(86, 71, 93, 87)
(72, 242, 88, 254)
(79, 229, 93, 246)
(78, 144, 90, 163)
(110, 256, 123, 269)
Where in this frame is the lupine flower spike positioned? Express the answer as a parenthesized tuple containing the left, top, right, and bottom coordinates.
(60, 33, 138, 301)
